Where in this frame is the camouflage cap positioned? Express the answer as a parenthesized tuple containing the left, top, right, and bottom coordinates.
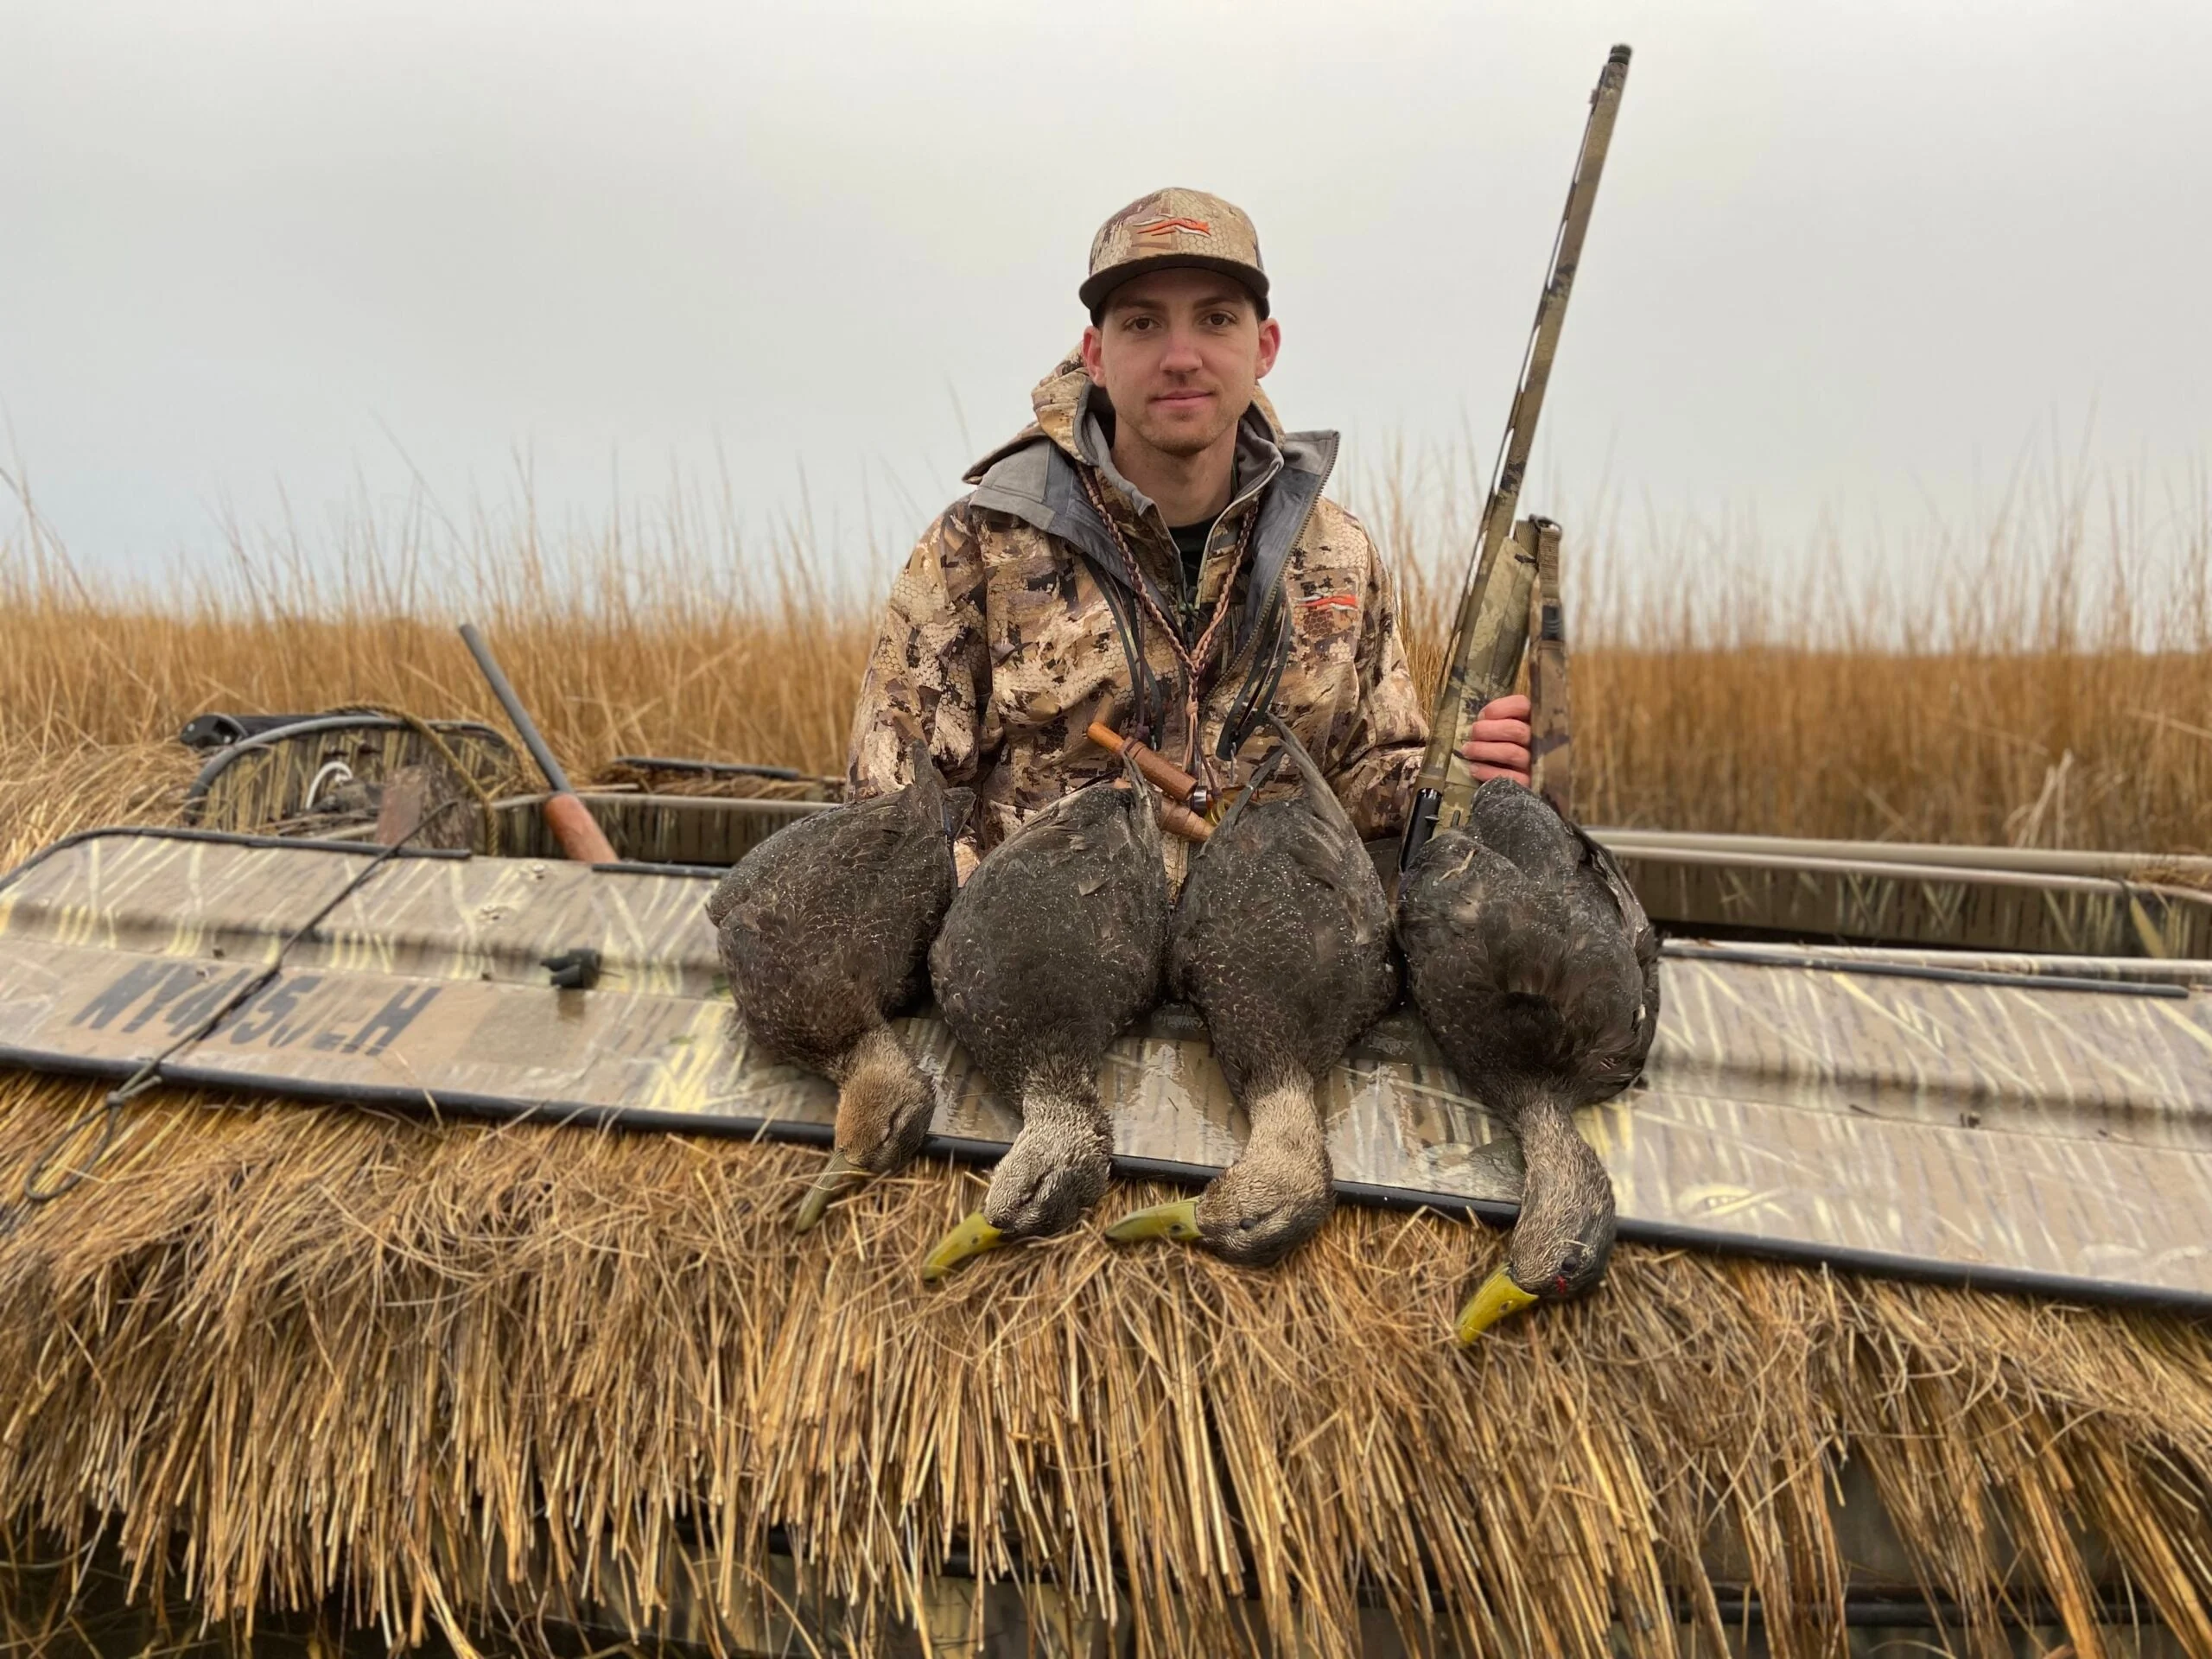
(1081, 188, 1269, 320)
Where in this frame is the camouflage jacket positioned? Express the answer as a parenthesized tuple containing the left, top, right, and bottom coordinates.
(847, 353, 1428, 873)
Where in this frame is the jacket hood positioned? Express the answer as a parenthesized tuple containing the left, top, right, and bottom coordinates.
(963, 348, 1287, 485)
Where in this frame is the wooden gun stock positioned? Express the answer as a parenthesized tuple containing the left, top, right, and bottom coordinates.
(538, 791, 621, 866)
(459, 622, 621, 866)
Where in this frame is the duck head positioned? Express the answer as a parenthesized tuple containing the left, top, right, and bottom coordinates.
(793, 1026, 937, 1232)
(1107, 1083, 1333, 1267)
(1454, 1103, 1618, 1341)
(1104, 1158, 1334, 1268)
(921, 1103, 1110, 1281)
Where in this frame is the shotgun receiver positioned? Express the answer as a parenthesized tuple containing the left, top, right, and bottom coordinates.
(1398, 43, 1630, 874)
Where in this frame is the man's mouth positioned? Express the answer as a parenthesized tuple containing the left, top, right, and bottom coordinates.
(1152, 389, 1214, 412)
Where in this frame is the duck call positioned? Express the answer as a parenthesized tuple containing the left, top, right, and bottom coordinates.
(1086, 721, 1212, 842)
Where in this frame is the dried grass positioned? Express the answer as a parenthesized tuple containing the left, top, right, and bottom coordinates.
(7, 450, 2210, 860)
(3, 467, 2212, 1655)
(3, 1068, 2211, 1657)
(1368, 448, 2212, 853)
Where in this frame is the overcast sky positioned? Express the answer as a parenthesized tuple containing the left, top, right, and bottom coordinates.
(3, 0, 2209, 584)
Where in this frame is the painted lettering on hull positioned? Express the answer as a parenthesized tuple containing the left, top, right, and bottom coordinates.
(321, 984, 440, 1056)
(71, 958, 187, 1031)
(227, 976, 323, 1049)
(69, 961, 435, 1058)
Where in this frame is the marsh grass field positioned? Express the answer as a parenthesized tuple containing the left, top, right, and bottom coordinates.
(5, 460, 2212, 1656)
(3, 454, 2208, 864)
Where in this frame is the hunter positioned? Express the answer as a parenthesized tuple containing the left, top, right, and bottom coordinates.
(847, 187, 1530, 876)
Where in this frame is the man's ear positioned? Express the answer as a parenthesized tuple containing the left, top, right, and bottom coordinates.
(1255, 317, 1282, 382)
(1079, 323, 1106, 381)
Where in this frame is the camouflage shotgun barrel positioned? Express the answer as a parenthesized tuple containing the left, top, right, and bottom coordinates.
(1399, 43, 1630, 873)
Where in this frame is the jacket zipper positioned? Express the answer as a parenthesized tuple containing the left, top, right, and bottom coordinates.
(1182, 453, 1284, 643)
(1198, 443, 1334, 761)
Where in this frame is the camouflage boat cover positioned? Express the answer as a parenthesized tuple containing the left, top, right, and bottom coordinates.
(0, 829, 2207, 1309)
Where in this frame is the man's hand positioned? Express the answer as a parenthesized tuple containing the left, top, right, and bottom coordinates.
(1458, 693, 1531, 787)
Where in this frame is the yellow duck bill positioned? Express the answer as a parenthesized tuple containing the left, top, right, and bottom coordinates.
(921, 1211, 1007, 1282)
(793, 1150, 871, 1234)
(1453, 1266, 1542, 1344)
(1103, 1198, 1203, 1244)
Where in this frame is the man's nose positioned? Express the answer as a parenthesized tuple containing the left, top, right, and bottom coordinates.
(1160, 326, 1205, 372)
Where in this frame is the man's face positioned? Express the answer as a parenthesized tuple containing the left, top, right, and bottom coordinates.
(1079, 268, 1281, 460)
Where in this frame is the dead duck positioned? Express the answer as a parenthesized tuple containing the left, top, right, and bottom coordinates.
(704, 740, 970, 1231)
(1395, 779, 1658, 1341)
(920, 757, 1169, 1281)
(1107, 715, 1397, 1267)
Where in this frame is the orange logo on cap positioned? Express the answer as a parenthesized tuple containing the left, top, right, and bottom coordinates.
(1133, 217, 1211, 238)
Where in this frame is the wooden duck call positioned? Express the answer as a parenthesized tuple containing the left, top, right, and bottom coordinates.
(1086, 722, 1212, 842)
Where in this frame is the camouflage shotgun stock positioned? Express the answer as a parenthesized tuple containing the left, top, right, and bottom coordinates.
(1527, 517, 1573, 817)
(1400, 43, 1630, 873)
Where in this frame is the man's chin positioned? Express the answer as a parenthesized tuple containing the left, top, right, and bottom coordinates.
(1131, 416, 1236, 460)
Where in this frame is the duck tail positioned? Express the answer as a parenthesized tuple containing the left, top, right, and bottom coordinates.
(1113, 742, 1169, 863)
(1205, 746, 1287, 846)
(903, 738, 972, 842)
(902, 738, 943, 805)
(1260, 712, 1360, 842)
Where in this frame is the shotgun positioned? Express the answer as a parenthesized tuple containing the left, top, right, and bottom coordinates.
(458, 622, 621, 866)
(1398, 43, 1630, 875)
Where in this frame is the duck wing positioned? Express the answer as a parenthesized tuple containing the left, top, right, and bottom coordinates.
(1173, 800, 1397, 1088)
(1172, 721, 1396, 1086)
(931, 783, 1169, 1092)
(1400, 783, 1653, 1110)
(714, 764, 959, 1063)
(1564, 821, 1661, 1098)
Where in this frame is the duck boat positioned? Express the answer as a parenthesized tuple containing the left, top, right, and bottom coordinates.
(3, 709, 2209, 1316)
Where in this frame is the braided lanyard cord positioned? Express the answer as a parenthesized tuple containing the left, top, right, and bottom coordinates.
(1078, 467, 1258, 778)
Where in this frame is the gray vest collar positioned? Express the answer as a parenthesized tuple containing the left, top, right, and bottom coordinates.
(969, 393, 1339, 643)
